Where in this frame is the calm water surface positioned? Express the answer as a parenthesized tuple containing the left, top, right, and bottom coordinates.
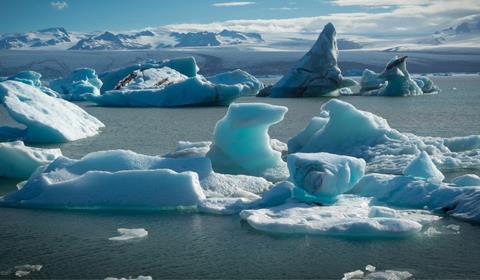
(0, 76, 479, 279)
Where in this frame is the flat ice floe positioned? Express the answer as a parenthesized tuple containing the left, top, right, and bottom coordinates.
(0, 141, 61, 178)
(240, 195, 437, 237)
(0, 80, 104, 143)
(289, 99, 480, 174)
(109, 228, 148, 241)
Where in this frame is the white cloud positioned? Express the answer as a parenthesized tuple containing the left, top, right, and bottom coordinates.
(269, 7, 300, 11)
(212, 1, 255, 7)
(50, 1, 68, 10)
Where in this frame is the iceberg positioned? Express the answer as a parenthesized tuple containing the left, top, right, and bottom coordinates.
(0, 150, 208, 209)
(264, 23, 356, 98)
(414, 76, 440, 94)
(206, 103, 289, 181)
(352, 173, 480, 222)
(287, 152, 365, 201)
(0, 80, 104, 143)
(49, 68, 103, 101)
(112, 67, 188, 90)
(206, 69, 263, 96)
(6, 71, 59, 97)
(403, 151, 445, 182)
(0, 141, 61, 178)
(289, 99, 480, 174)
(359, 69, 385, 94)
(451, 174, 480, 187)
(109, 228, 148, 241)
(240, 195, 430, 237)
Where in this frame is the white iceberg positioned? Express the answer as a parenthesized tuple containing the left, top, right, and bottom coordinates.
(14, 265, 43, 278)
(240, 195, 431, 238)
(0, 141, 61, 178)
(6, 71, 60, 97)
(287, 152, 365, 201)
(265, 22, 356, 98)
(206, 103, 289, 181)
(289, 99, 480, 174)
(352, 173, 480, 222)
(207, 69, 263, 96)
(109, 228, 148, 241)
(49, 68, 103, 101)
(0, 80, 104, 143)
(452, 174, 480, 187)
(0, 150, 208, 209)
(112, 67, 188, 90)
(403, 151, 445, 183)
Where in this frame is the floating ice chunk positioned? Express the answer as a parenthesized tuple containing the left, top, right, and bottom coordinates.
(240, 196, 423, 237)
(446, 224, 460, 233)
(207, 103, 289, 181)
(452, 174, 480, 187)
(424, 226, 442, 237)
(266, 23, 356, 98)
(352, 173, 480, 222)
(377, 56, 423, 96)
(339, 87, 354, 95)
(365, 265, 376, 273)
(0, 141, 61, 178)
(403, 151, 445, 182)
(414, 76, 440, 94)
(6, 71, 59, 97)
(100, 57, 199, 92)
(109, 228, 148, 241)
(50, 68, 103, 101)
(0, 150, 209, 209)
(443, 135, 480, 152)
(105, 276, 152, 280)
(360, 69, 385, 93)
(207, 69, 264, 96)
(364, 270, 413, 280)
(0, 80, 104, 143)
(113, 67, 187, 90)
(342, 270, 364, 280)
(287, 152, 365, 200)
(14, 265, 42, 278)
(287, 116, 328, 154)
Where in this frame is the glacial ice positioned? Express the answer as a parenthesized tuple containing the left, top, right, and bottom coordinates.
(265, 22, 357, 98)
(403, 151, 445, 183)
(0, 150, 208, 209)
(206, 103, 289, 181)
(6, 71, 60, 97)
(49, 68, 103, 101)
(452, 174, 480, 186)
(0, 141, 61, 178)
(112, 67, 188, 90)
(289, 99, 480, 174)
(352, 173, 480, 222)
(287, 152, 365, 201)
(206, 69, 263, 96)
(0, 80, 104, 143)
(109, 228, 148, 241)
(240, 195, 432, 237)
(99, 57, 199, 92)
(359, 56, 440, 96)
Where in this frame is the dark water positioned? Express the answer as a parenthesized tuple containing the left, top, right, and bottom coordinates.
(1, 76, 480, 279)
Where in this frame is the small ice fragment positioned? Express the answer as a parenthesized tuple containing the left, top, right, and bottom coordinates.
(452, 87, 457, 90)
(365, 265, 376, 273)
(403, 151, 444, 182)
(446, 224, 460, 233)
(364, 270, 413, 280)
(105, 276, 152, 280)
(109, 228, 148, 241)
(14, 264, 42, 277)
(424, 226, 441, 237)
(342, 270, 364, 280)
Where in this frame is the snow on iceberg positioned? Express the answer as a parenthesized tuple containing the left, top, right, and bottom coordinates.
(240, 195, 432, 238)
(289, 99, 480, 174)
(109, 228, 148, 241)
(49, 68, 103, 101)
(0, 150, 208, 209)
(352, 173, 480, 222)
(0, 141, 61, 178)
(6, 71, 59, 97)
(206, 103, 289, 181)
(206, 69, 263, 96)
(451, 174, 480, 187)
(0, 80, 104, 143)
(287, 152, 365, 201)
(264, 22, 356, 98)
(403, 151, 445, 183)
(112, 67, 188, 90)
(99, 57, 199, 92)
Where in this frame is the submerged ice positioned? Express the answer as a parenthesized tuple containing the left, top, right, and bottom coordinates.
(0, 80, 104, 143)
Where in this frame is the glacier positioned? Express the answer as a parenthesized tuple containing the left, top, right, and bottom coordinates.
(262, 22, 357, 98)
(0, 141, 61, 178)
(49, 68, 103, 101)
(288, 99, 480, 174)
(206, 103, 289, 181)
(0, 80, 104, 143)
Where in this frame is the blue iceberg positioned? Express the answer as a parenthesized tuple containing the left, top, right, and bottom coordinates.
(49, 68, 103, 101)
(6, 71, 60, 97)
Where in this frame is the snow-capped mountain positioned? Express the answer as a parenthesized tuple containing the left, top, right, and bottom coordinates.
(0, 27, 265, 50)
(418, 16, 480, 46)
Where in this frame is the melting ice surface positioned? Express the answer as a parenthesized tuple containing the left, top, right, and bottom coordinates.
(0, 80, 104, 143)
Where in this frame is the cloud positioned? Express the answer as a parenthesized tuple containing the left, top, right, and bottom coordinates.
(269, 7, 300, 11)
(212, 1, 255, 7)
(168, 0, 480, 35)
(50, 1, 68, 10)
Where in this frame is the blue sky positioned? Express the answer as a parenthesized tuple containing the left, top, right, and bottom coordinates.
(0, 0, 478, 34)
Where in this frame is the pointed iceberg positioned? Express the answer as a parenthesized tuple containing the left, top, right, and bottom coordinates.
(403, 151, 445, 182)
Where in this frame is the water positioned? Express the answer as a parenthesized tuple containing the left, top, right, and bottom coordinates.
(1, 75, 480, 279)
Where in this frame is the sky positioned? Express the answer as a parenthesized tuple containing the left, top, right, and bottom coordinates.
(0, 0, 479, 35)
